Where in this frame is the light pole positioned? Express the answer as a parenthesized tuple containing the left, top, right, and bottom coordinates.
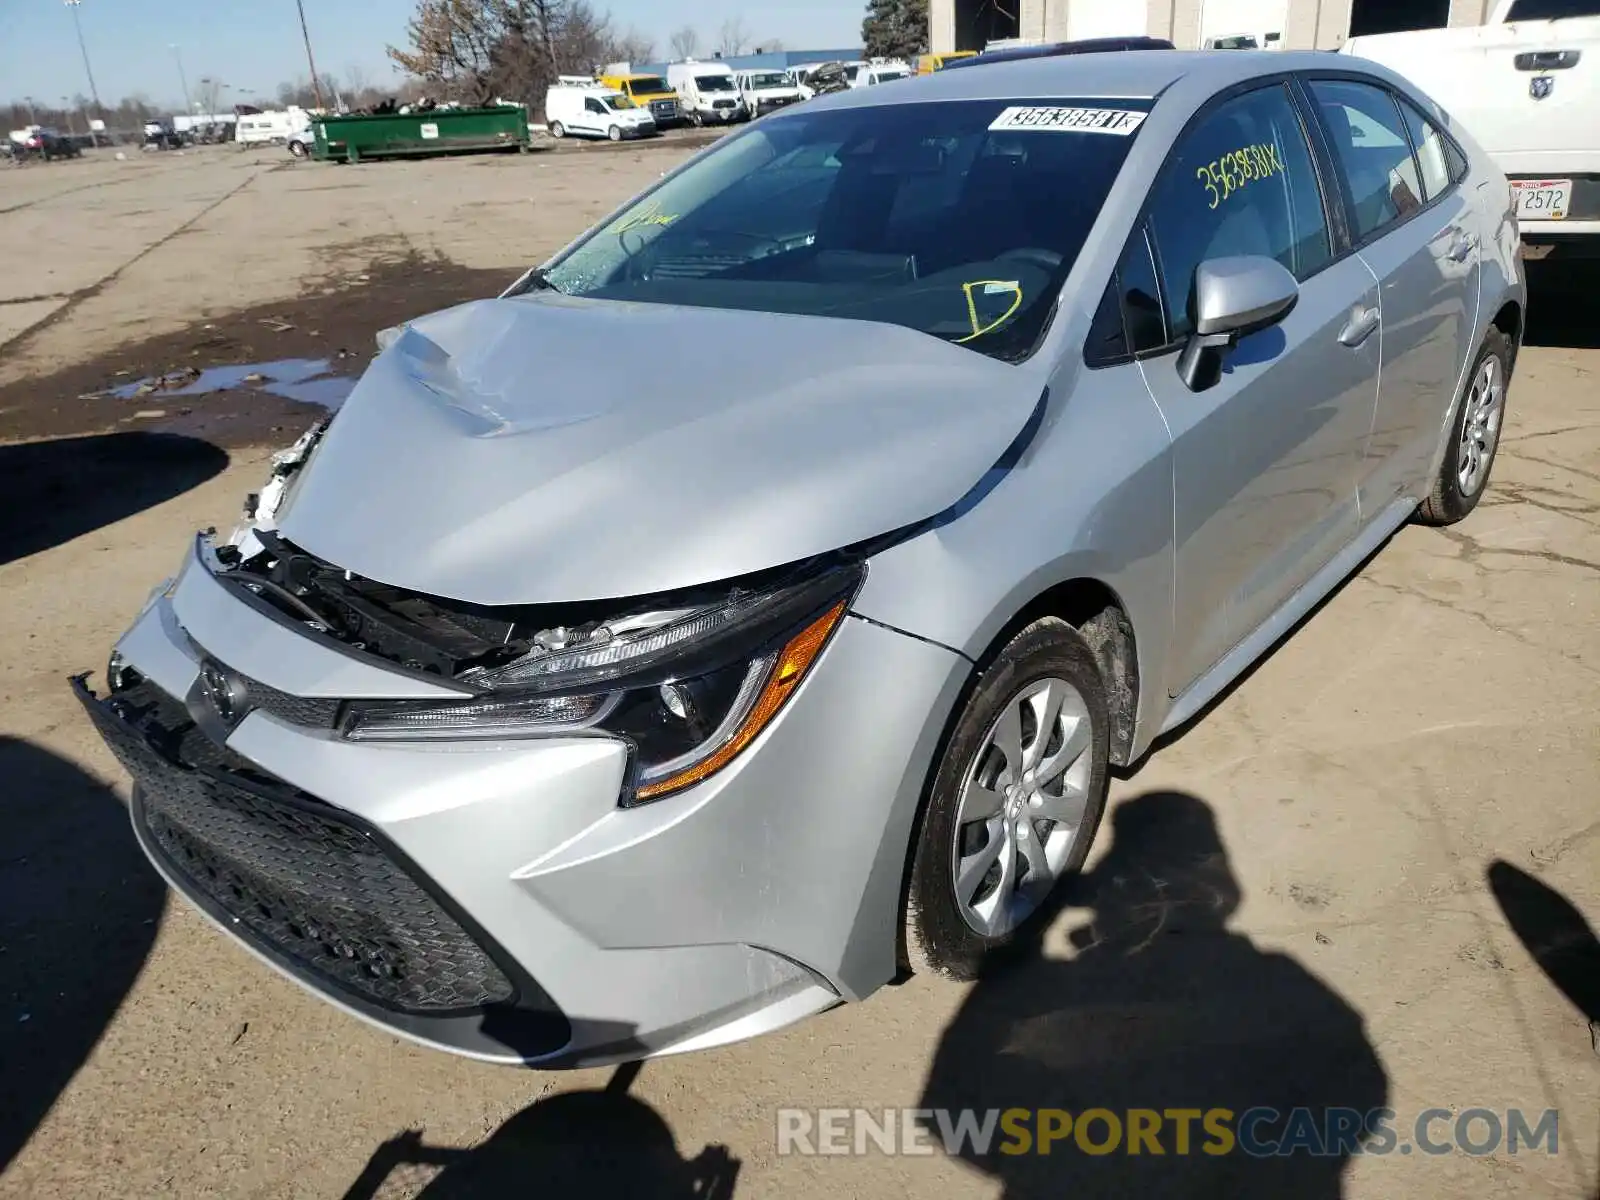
(295, 0, 326, 110)
(24, 96, 37, 125)
(170, 44, 194, 121)
(63, 1, 104, 116)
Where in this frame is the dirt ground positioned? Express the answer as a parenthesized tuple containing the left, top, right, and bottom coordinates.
(1, 144, 1596, 1200)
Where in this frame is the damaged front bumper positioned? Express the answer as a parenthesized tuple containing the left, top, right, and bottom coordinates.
(81, 535, 969, 1066)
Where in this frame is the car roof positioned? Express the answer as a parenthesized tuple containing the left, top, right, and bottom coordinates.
(806, 49, 1367, 108)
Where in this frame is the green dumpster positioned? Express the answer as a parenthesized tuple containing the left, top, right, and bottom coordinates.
(313, 105, 530, 163)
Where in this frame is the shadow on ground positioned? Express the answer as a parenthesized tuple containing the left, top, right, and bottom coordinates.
(342, 1062, 740, 1199)
(0, 431, 228, 565)
(919, 790, 1388, 1199)
(1487, 860, 1600, 1055)
(1524, 261, 1600, 350)
(0, 736, 166, 1172)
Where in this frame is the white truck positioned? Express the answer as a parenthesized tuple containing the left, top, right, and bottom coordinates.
(666, 60, 749, 126)
(1344, 0, 1600, 258)
(733, 69, 807, 117)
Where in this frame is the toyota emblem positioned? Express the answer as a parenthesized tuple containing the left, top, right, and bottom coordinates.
(198, 660, 247, 726)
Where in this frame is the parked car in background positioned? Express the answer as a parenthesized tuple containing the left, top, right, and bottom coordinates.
(667, 60, 749, 125)
(734, 68, 808, 116)
(851, 59, 915, 86)
(143, 121, 186, 150)
(917, 51, 978, 73)
(545, 79, 657, 141)
(15, 127, 83, 160)
(80, 49, 1522, 1069)
(1344, 0, 1600, 260)
(595, 68, 683, 127)
(797, 61, 858, 98)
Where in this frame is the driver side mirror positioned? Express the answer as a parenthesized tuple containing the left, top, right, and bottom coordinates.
(1177, 255, 1299, 392)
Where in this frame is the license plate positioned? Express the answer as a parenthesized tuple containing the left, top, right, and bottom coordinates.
(1511, 179, 1571, 220)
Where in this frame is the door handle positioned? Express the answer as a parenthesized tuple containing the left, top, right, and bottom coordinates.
(1338, 305, 1379, 348)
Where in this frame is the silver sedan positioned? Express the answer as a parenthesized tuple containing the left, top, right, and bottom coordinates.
(79, 48, 1522, 1067)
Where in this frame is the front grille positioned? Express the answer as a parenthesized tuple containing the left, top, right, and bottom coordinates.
(650, 99, 677, 120)
(78, 678, 516, 1015)
(241, 675, 342, 728)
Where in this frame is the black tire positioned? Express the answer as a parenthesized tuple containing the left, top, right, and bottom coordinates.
(548, 121, 565, 139)
(905, 616, 1111, 981)
(287, 140, 308, 159)
(607, 124, 622, 142)
(1418, 326, 1512, 526)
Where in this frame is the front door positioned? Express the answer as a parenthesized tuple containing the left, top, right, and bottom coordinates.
(1136, 81, 1381, 696)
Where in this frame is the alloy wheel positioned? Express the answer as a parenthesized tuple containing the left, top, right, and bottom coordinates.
(951, 676, 1095, 938)
(1458, 355, 1505, 497)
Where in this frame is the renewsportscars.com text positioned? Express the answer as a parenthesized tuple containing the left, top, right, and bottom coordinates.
(776, 1107, 1562, 1158)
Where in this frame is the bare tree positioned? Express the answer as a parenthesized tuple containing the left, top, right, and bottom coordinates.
(717, 15, 752, 56)
(608, 27, 655, 63)
(344, 63, 370, 96)
(669, 26, 700, 58)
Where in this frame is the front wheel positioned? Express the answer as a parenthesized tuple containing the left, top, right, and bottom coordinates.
(1418, 327, 1511, 526)
(607, 124, 622, 142)
(287, 140, 308, 159)
(905, 617, 1111, 981)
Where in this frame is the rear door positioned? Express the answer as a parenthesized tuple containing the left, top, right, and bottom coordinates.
(1305, 77, 1479, 512)
(1135, 81, 1381, 695)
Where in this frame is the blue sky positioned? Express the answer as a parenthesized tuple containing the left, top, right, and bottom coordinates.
(2, 0, 866, 109)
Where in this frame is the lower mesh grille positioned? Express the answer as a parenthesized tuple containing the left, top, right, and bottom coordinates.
(79, 678, 516, 1014)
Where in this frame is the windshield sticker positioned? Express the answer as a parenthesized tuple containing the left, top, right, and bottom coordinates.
(614, 199, 679, 235)
(988, 106, 1146, 135)
(1196, 142, 1287, 210)
(956, 280, 1024, 344)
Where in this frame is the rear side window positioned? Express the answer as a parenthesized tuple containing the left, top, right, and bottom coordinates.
(1146, 83, 1332, 343)
(1395, 97, 1456, 201)
(1308, 79, 1424, 240)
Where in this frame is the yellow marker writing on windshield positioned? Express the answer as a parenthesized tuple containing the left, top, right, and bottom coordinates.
(615, 199, 679, 234)
(956, 280, 1024, 343)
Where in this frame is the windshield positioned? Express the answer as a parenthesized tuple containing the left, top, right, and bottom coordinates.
(629, 76, 669, 94)
(606, 94, 637, 110)
(1506, 0, 1600, 16)
(542, 98, 1151, 362)
(845, 65, 862, 80)
(749, 72, 789, 88)
(697, 74, 736, 91)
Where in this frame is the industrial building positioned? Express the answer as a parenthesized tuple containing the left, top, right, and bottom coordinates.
(931, 0, 1504, 54)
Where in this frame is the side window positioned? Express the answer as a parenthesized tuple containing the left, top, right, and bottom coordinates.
(1307, 79, 1424, 241)
(1395, 96, 1455, 201)
(1085, 230, 1165, 365)
(1147, 83, 1332, 343)
(585, 98, 605, 115)
(1445, 138, 1469, 185)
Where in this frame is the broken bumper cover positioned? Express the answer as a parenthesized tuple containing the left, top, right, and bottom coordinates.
(82, 539, 968, 1066)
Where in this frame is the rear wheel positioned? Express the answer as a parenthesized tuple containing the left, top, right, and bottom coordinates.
(1418, 327, 1511, 525)
(548, 121, 565, 139)
(287, 140, 308, 159)
(905, 618, 1111, 980)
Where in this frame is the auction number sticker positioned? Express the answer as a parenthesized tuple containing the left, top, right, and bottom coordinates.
(420, 123, 439, 139)
(989, 106, 1147, 135)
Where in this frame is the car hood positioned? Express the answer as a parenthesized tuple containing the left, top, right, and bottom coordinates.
(276, 294, 1039, 606)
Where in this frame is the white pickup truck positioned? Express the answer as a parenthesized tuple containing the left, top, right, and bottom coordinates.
(1344, 0, 1599, 258)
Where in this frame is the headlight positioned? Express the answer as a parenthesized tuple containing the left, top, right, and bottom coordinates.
(341, 564, 862, 804)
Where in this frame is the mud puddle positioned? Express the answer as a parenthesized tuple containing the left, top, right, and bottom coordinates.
(0, 255, 516, 448)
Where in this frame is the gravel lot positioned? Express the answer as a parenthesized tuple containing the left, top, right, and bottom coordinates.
(1, 143, 1596, 1200)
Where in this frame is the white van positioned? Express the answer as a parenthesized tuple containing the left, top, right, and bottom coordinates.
(544, 81, 656, 142)
(235, 110, 296, 148)
(733, 69, 806, 117)
(666, 60, 749, 126)
(851, 59, 914, 87)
